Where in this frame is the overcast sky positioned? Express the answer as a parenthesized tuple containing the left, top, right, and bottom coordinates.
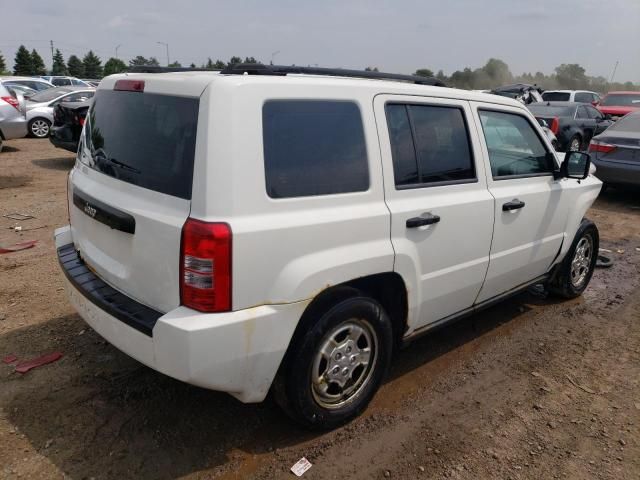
(2, 0, 639, 82)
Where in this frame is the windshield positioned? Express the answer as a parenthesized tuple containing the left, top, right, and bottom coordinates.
(542, 92, 570, 101)
(82, 90, 199, 200)
(527, 105, 573, 117)
(601, 94, 640, 107)
(28, 88, 73, 103)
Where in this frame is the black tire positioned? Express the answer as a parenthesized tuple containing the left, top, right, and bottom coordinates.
(274, 295, 393, 430)
(568, 134, 582, 152)
(28, 118, 51, 138)
(548, 219, 599, 298)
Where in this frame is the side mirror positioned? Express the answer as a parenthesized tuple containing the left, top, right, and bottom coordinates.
(558, 151, 591, 180)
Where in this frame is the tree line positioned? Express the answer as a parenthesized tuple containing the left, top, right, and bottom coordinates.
(0, 45, 637, 92)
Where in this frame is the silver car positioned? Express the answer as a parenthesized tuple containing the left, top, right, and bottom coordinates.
(25, 86, 95, 138)
(0, 81, 28, 152)
(0, 76, 54, 92)
(588, 111, 640, 187)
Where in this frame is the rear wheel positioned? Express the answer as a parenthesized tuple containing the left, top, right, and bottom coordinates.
(29, 118, 51, 138)
(548, 219, 598, 298)
(274, 295, 393, 430)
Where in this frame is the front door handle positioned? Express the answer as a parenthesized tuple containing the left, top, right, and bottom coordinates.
(406, 213, 441, 228)
(502, 199, 526, 211)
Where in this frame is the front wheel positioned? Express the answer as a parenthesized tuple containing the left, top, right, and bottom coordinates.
(29, 118, 51, 138)
(548, 219, 599, 298)
(274, 295, 393, 430)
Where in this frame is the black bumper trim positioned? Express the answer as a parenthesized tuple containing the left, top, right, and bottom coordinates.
(57, 243, 161, 336)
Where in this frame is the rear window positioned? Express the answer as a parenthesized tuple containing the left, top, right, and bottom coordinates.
(610, 112, 640, 131)
(29, 88, 72, 103)
(601, 94, 640, 106)
(542, 92, 570, 101)
(83, 90, 199, 200)
(262, 100, 369, 198)
(527, 105, 573, 117)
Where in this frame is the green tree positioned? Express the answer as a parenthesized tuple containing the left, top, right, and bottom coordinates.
(435, 70, 448, 83)
(228, 56, 243, 67)
(30, 49, 46, 75)
(554, 64, 587, 90)
(13, 45, 33, 75)
(244, 56, 260, 64)
(482, 58, 512, 85)
(67, 55, 84, 77)
(103, 57, 127, 76)
(414, 68, 434, 78)
(189, 63, 196, 68)
(0, 51, 6, 74)
(168, 61, 182, 68)
(52, 49, 67, 75)
(147, 57, 160, 66)
(129, 55, 150, 67)
(82, 50, 103, 78)
(365, 66, 379, 72)
(214, 59, 226, 69)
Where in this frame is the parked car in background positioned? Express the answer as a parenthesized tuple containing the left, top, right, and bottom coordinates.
(0, 76, 53, 92)
(55, 66, 600, 429)
(25, 86, 95, 138)
(527, 102, 613, 151)
(49, 99, 91, 152)
(81, 79, 100, 87)
(4, 84, 38, 99)
(41, 76, 92, 87)
(588, 110, 640, 187)
(0, 82, 27, 152)
(597, 92, 640, 121)
(491, 84, 544, 104)
(542, 90, 601, 105)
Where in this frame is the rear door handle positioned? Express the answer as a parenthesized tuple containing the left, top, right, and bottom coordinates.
(502, 199, 525, 211)
(406, 213, 441, 228)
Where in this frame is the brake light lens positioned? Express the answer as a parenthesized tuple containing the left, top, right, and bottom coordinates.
(588, 140, 616, 154)
(114, 79, 145, 92)
(1, 96, 20, 111)
(550, 117, 560, 135)
(180, 218, 231, 312)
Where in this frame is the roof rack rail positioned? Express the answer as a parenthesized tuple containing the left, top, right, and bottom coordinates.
(127, 66, 220, 73)
(219, 63, 446, 87)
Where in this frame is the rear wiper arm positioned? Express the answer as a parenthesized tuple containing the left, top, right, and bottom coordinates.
(107, 157, 141, 174)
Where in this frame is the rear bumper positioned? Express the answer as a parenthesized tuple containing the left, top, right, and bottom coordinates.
(55, 225, 307, 403)
(0, 116, 28, 140)
(592, 159, 640, 186)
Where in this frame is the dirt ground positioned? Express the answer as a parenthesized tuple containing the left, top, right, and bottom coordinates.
(0, 138, 639, 480)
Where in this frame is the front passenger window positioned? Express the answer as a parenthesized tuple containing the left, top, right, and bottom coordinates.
(479, 110, 552, 178)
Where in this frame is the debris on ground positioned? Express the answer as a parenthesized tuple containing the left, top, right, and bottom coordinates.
(2, 213, 35, 221)
(2, 355, 18, 364)
(290, 457, 312, 477)
(565, 374, 597, 394)
(596, 254, 613, 268)
(0, 240, 38, 254)
(14, 352, 63, 374)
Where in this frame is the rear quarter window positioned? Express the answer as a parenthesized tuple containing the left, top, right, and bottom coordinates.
(262, 100, 369, 198)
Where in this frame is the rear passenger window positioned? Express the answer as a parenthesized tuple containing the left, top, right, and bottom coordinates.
(385, 103, 475, 187)
(263, 100, 369, 198)
(574, 92, 591, 103)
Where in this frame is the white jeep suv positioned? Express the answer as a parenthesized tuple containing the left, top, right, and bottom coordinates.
(55, 65, 601, 429)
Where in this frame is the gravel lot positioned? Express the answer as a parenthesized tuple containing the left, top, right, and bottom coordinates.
(1, 138, 639, 480)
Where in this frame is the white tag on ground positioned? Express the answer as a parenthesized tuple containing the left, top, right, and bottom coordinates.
(290, 457, 312, 476)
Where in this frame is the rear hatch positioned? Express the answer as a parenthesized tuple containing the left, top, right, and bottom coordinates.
(69, 75, 207, 313)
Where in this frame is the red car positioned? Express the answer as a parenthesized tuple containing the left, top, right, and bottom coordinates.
(597, 91, 640, 120)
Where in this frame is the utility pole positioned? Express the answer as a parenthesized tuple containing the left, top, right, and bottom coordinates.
(157, 41, 170, 66)
(115, 44, 121, 60)
(609, 60, 619, 85)
(50, 40, 54, 74)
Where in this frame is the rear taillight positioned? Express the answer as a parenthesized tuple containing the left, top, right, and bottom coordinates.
(588, 140, 616, 154)
(180, 218, 231, 313)
(550, 117, 560, 135)
(79, 116, 85, 126)
(1, 96, 20, 111)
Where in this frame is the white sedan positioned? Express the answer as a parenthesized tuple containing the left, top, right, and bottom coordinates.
(25, 87, 95, 138)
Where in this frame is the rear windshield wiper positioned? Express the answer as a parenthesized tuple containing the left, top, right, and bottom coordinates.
(108, 157, 141, 174)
